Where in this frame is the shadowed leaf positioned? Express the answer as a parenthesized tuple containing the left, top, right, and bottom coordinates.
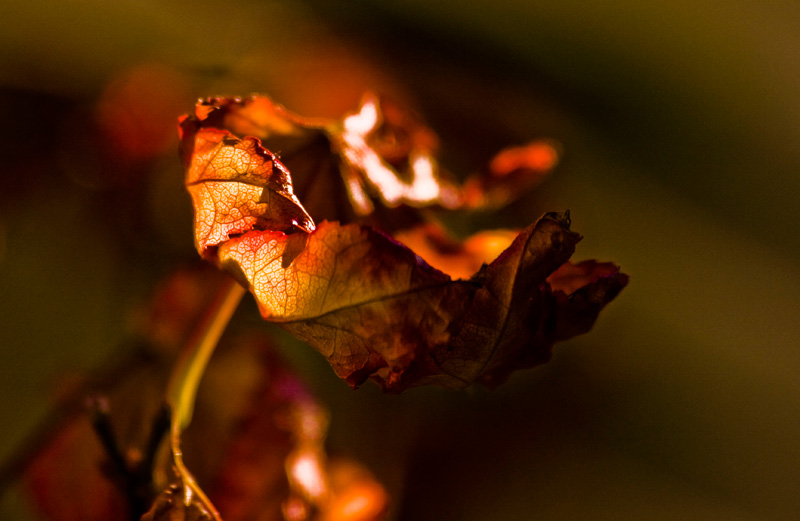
(215, 213, 625, 392)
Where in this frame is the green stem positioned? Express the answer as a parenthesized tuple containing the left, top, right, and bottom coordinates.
(164, 275, 246, 516)
(167, 276, 246, 430)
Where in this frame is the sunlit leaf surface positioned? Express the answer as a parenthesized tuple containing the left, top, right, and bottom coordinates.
(181, 94, 627, 392)
(181, 127, 314, 259)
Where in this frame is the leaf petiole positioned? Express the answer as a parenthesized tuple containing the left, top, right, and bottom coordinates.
(164, 275, 246, 517)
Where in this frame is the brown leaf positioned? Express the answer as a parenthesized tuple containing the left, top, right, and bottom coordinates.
(180, 94, 627, 392)
(547, 260, 629, 342)
(181, 94, 459, 228)
(216, 221, 472, 389)
(214, 213, 625, 392)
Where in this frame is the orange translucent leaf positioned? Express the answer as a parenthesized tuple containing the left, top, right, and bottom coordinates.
(216, 221, 472, 389)
(336, 94, 461, 212)
(393, 225, 518, 280)
(181, 97, 358, 226)
(181, 127, 314, 259)
(461, 140, 560, 209)
(180, 93, 553, 227)
(180, 94, 627, 392)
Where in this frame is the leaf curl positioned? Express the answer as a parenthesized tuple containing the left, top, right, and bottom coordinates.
(180, 93, 628, 392)
(181, 93, 557, 225)
(215, 211, 625, 392)
(181, 127, 314, 259)
(217, 221, 474, 389)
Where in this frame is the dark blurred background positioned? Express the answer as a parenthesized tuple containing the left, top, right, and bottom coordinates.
(1, 0, 799, 519)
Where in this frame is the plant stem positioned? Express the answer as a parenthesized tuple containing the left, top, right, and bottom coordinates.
(164, 275, 246, 516)
(167, 276, 246, 431)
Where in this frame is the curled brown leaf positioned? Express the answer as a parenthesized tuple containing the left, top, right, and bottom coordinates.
(180, 93, 628, 392)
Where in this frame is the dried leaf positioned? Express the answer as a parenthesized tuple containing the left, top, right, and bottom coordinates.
(461, 140, 560, 209)
(181, 126, 314, 259)
(393, 225, 519, 280)
(334, 93, 461, 213)
(180, 94, 627, 392)
(216, 221, 472, 389)
(547, 260, 629, 341)
(180, 93, 551, 226)
(180, 97, 358, 227)
(214, 212, 624, 392)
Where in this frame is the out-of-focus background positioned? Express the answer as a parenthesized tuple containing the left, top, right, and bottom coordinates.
(1, 0, 799, 519)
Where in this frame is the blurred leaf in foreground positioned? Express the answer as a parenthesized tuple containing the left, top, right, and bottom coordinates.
(20, 269, 387, 521)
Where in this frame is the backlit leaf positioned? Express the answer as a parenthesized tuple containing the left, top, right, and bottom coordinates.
(180, 125, 314, 259)
(180, 94, 555, 226)
(461, 140, 560, 209)
(180, 94, 628, 392)
(216, 221, 473, 389)
(180, 96, 358, 227)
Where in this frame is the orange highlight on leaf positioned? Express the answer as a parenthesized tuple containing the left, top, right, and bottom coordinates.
(183, 128, 314, 259)
(179, 93, 627, 392)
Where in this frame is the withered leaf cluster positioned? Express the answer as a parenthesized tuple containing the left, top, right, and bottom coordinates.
(179, 94, 627, 392)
